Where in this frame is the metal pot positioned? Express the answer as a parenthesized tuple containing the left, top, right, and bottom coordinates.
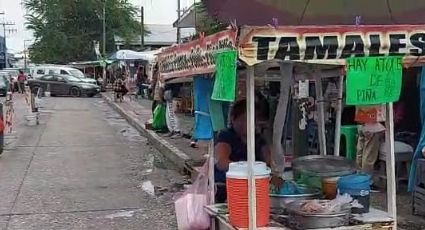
(270, 187, 322, 210)
(293, 155, 356, 178)
(286, 200, 351, 229)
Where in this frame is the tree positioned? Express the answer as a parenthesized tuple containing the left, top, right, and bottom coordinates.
(191, 1, 227, 39)
(24, 0, 146, 63)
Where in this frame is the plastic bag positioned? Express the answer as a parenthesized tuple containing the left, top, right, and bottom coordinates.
(330, 193, 363, 211)
(174, 163, 210, 230)
(152, 104, 167, 131)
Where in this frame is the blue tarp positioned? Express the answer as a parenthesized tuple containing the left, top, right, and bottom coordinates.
(408, 67, 425, 192)
(193, 75, 214, 140)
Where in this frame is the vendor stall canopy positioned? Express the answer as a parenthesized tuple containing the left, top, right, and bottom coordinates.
(109, 49, 161, 62)
(204, 0, 425, 25)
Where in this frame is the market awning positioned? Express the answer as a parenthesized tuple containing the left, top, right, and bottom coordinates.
(69, 60, 115, 68)
(109, 49, 161, 62)
(204, 0, 425, 26)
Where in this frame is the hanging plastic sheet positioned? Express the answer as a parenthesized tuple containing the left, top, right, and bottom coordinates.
(209, 100, 227, 132)
(193, 76, 214, 140)
(408, 67, 425, 191)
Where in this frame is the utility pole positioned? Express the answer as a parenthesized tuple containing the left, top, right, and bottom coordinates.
(24, 39, 32, 71)
(140, 6, 144, 50)
(0, 20, 15, 69)
(177, 0, 181, 44)
(102, 0, 107, 87)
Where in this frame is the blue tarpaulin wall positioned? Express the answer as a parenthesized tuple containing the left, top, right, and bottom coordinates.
(408, 67, 425, 191)
(193, 75, 214, 140)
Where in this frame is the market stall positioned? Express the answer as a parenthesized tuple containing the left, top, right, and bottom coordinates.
(203, 24, 425, 230)
(157, 29, 238, 115)
(69, 60, 116, 79)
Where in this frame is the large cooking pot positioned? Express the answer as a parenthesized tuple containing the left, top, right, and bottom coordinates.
(293, 155, 356, 180)
(286, 200, 351, 229)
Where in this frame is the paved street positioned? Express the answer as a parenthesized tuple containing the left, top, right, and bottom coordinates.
(0, 95, 185, 230)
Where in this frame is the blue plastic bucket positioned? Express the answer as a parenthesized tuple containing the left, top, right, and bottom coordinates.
(337, 174, 371, 213)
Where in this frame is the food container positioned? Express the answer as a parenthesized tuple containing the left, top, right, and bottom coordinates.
(293, 155, 356, 189)
(226, 161, 271, 228)
(338, 174, 371, 213)
(270, 186, 322, 210)
(286, 200, 351, 229)
(322, 177, 340, 199)
(293, 155, 356, 178)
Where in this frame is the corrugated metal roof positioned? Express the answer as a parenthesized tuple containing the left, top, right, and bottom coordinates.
(173, 4, 208, 28)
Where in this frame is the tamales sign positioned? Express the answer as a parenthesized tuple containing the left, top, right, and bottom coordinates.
(239, 25, 425, 65)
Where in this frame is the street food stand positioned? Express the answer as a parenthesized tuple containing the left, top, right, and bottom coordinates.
(157, 29, 238, 124)
(69, 60, 116, 78)
(203, 24, 425, 230)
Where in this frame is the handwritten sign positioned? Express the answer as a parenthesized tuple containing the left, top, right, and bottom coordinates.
(211, 50, 237, 102)
(158, 30, 237, 79)
(346, 56, 402, 105)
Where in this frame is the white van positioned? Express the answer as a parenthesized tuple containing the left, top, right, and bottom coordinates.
(31, 65, 97, 85)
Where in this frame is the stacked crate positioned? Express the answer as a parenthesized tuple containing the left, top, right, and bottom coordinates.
(414, 159, 425, 216)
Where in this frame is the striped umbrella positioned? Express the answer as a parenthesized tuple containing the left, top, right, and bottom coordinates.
(204, 0, 425, 25)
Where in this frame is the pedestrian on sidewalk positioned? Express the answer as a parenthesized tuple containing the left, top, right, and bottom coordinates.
(164, 83, 181, 138)
(113, 78, 128, 102)
(17, 70, 27, 94)
(150, 64, 163, 114)
(136, 66, 148, 97)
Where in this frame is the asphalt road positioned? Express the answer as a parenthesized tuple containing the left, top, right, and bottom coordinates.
(0, 95, 186, 230)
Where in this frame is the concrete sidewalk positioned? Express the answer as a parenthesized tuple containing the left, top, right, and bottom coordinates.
(0, 96, 186, 229)
(102, 92, 208, 173)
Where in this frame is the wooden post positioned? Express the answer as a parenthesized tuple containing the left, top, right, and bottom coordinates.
(315, 70, 327, 155)
(246, 66, 257, 229)
(272, 62, 293, 175)
(333, 75, 344, 156)
(208, 140, 216, 230)
(385, 103, 397, 228)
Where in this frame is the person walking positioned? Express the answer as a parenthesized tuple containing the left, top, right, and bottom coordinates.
(150, 64, 163, 114)
(17, 70, 27, 94)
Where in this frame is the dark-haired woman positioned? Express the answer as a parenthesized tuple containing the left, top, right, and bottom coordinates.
(214, 99, 283, 203)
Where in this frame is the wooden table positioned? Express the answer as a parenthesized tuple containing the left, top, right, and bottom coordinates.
(205, 204, 395, 230)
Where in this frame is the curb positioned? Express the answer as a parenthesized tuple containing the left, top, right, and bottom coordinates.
(101, 93, 193, 174)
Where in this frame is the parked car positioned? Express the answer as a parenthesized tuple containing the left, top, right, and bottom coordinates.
(28, 74, 100, 97)
(0, 72, 9, 96)
(0, 69, 19, 92)
(31, 65, 98, 85)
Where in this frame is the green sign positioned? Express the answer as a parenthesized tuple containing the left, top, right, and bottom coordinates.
(211, 50, 237, 102)
(346, 56, 403, 105)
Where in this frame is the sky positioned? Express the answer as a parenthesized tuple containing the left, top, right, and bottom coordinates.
(0, 0, 195, 53)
